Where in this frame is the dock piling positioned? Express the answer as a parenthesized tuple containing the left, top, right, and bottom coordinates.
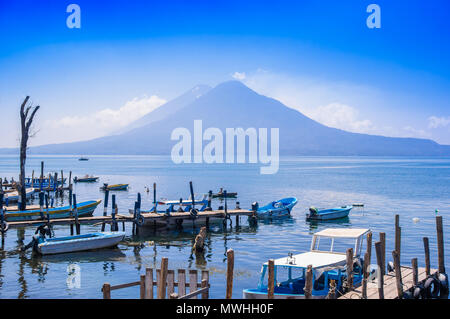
(101, 189, 109, 232)
(379, 232, 386, 276)
(267, 259, 274, 299)
(226, 249, 234, 299)
(157, 257, 168, 299)
(411, 258, 418, 286)
(305, 264, 313, 299)
(375, 241, 385, 299)
(346, 248, 354, 290)
(423, 237, 431, 276)
(436, 215, 445, 274)
(362, 251, 370, 299)
(392, 250, 403, 299)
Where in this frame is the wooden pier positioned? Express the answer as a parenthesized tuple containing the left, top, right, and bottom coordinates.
(5, 209, 255, 229)
(338, 266, 437, 299)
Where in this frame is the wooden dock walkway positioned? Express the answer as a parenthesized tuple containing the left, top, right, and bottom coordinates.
(5, 209, 255, 229)
(338, 266, 437, 299)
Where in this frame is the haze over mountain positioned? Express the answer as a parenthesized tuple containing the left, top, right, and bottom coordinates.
(115, 84, 211, 134)
(1, 81, 449, 156)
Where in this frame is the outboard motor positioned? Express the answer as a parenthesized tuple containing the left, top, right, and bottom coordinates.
(309, 207, 318, 216)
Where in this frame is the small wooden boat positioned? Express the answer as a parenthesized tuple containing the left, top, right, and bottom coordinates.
(73, 175, 99, 183)
(3, 188, 35, 203)
(4, 200, 101, 222)
(243, 228, 370, 299)
(254, 197, 297, 219)
(36, 231, 125, 255)
(306, 206, 352, 220)
(100, 184, 129, 191)
(212, 188, 237, 198)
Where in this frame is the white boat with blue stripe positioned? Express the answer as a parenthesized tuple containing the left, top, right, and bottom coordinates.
(36, 231, 125, 255)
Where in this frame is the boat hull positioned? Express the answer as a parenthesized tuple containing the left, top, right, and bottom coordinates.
(38, 232, 124, 255)
(255, 197, 297, 219)
(306, 207, 352, 220)
(4, 200, 101, 222)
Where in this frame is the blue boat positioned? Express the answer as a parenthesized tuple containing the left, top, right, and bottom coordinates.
(4, 200, 101, 222)
(243, 228, 370, 299)
(254, 197, 297, 219)
(35, 231, 125, 255)
(306, 205, 352, 220)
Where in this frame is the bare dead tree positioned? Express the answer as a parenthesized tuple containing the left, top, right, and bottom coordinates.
(18, 96, 40, 210)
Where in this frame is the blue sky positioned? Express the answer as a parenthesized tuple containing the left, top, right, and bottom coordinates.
(0, 0, 449, 147)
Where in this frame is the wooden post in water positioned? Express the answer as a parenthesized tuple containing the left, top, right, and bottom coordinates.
(411, 258, 418, 286)
(102, 283, 111, 299)
(68, 171, 72, 191)
(31, 170, 34, 188)
(392, 250, 403, 299)
(304, 264, 313, 299)
(423, 237, 430, 276)
(267, 259, 274, 299)
(40, 161, 44, 191)
(395, 215, 401, 257)
(366, 231, 372, 262)
(226, 249, 234, 299)
(102, 189, 109, 231)
(379, 232, 386, 276)
(375, 241, 384, 299)
(346, 248, 354, 290)
(436, 215, 445, 274)
(157, 257, 168, 299)
(362, 251, 370, 299)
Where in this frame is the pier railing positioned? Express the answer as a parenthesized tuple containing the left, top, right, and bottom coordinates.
(101, 257, 210, 299)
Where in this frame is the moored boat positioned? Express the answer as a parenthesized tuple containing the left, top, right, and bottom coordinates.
(212, 188, 237, 198)
(35, 231, 125, 255)
(254, 197, 297, 219)
(243, 228, 370, 299)
(3, 188, 35, 203)
(4, 199, 101, 222)
(306, 206, 352, 220)
(100, 183, 129, 191)
(74, 175, 99, 183)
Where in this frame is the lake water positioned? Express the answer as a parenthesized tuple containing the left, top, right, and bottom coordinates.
(0, 155, 448, 299)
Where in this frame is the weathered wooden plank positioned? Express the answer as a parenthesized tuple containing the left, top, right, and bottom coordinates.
(178, 269, 186, 296)
(167, 270, 175, 296)
(189, 270, 198, 299)
(145, 268, 153, 299)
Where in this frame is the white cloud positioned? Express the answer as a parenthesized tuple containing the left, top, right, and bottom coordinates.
(232, 72, 246, 80)
(428, 116, 450, 129)
(306, 102, 374, 133)
(46, 95, 166, 142)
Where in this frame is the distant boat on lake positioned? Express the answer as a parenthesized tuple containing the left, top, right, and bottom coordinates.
(74, 175, 99, 183)
(100, 183, 129, 191)
(78, 157, 89, 161)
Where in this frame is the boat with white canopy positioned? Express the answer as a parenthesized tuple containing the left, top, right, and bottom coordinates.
(243, 228, 370, 299)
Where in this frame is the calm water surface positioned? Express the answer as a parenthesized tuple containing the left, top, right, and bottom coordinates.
(0, 155, 448, 298)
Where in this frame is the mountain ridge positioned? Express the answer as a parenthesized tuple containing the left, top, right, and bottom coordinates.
(1, 80, 449, 156)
